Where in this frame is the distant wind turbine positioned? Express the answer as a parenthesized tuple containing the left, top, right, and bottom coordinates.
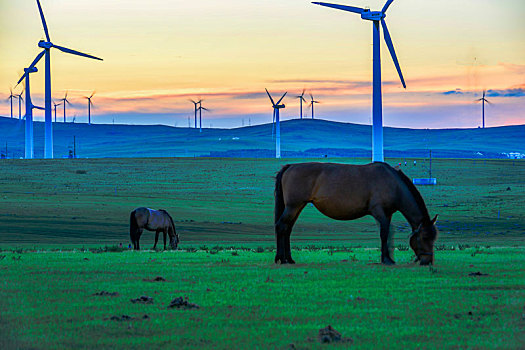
(85, 91, 95, 125)
(16, 0, 103, 158)
(312, 0, 406, 162)
(7, 89, 16, 118)
(190, 99, 201, 129)
(476, 90, 491, 128)
(309, 93, 320, 119)
(59, 92, 71, 122)
(198, 103, 209, 133)
(16, 66, 44, 159)
(266, 89, 287, 159)
(15, 91, 24, 119)
(53, 101, 62, 122)
(296, 89, 306, 119)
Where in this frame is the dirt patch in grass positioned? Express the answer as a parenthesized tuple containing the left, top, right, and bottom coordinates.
(143, 276, 166, 282)
(107, 314, 150, 321)
(93, 291, 119, 297)
(316, 325, 353, 344)
(131, 296, 154, 304)
(168, 296, 200, 310)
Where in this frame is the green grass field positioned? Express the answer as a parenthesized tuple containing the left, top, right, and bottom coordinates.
(1, 248, 524, 349)
(1, 157, 524, 349)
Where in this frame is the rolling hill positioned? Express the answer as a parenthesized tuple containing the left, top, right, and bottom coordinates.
(0, 117, 523, 158)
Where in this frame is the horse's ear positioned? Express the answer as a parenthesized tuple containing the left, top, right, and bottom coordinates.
(431, 214, 438, 225)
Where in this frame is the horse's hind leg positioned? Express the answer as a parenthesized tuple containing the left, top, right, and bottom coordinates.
(135, 229, 143, 250)
(153, 230, 160, 250)
(275, 204, 305, 264)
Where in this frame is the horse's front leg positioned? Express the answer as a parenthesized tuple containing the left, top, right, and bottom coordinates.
(373, 211, 395, 265)
(163, 231, 167, 250)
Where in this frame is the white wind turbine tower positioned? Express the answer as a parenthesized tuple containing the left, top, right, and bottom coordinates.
(190, 99, 201, 128)
(7, 89, 16, 118)
(266, 89, 287, 159)
(309, 93, 320, 119)
(59, 92, 71, 122)
(15, 66, 44, 159)
(476, 90, 491, 128)
(313, 0, 406, 162)
(296, 89, 306, 119)
(15, 91, 24, 119)
(85, 91, 95, 125)
(198, 103, 209, 133)
(53, 101, 62, 122)
(17, 0, 103, 158)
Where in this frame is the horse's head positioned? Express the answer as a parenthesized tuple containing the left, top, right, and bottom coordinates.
(169, 232, 179, 250)
(410, 215, 438, 265)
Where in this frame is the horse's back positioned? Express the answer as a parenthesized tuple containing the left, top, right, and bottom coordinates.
(280, 162, 402, 219)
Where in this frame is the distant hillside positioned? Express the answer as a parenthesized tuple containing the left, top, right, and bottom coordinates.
(0, 117, 523, 159)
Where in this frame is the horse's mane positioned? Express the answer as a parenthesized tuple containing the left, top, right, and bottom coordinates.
(158, 209, 179, 240)
(392, 167, 431, 224)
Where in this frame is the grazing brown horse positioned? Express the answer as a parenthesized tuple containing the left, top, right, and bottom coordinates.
(130, 207, 179, 250)
(274, 162, 438, 265)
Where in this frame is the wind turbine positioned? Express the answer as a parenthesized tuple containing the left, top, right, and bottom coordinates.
(190, 99, 201, 129)
(266, 89, 287, 159)
(16, 0, 103, 158)
(295, 89, 306, 119)
(15, 91, 24, 119)
(198, 103, 209, 133)
(309, 93, 320, 119)
(59, 92, 71, 123)
(15, 66, 44, 159)
(53, 101, 62, 122)
(312, 0, 406, 162)
(476, 90, 491, 128)
(7, 89, 16, 118)
(85, 91, 95, 125)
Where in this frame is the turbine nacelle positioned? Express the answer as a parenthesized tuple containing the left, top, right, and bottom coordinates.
(274, 104, 285, 109)
(24, 67, 38, 74)
(361, 10, 385, 21)
(38, 40, 52, 49)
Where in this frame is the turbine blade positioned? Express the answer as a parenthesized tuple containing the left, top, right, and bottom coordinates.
(33, 105, 45, 110)
(382, 0, 395, 13)
(301, 88, 305, 97)
(381, 19, 406, 88)
(312, 2, 364, 14)
(89, 91, 95, 99)
(265, 88, 276, 106)
(276, 92, 287, 105)
(16, 50, 45, 86)
(36, 0, 51, 42)
(53, 45, 103, 61)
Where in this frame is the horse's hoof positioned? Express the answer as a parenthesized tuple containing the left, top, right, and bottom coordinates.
(287, 258, 296, 264)
(381, 258, 396, 265)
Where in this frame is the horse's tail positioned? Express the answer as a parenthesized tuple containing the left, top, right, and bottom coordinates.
(130, 209, 138, 243)
(275, 164, 292, 224)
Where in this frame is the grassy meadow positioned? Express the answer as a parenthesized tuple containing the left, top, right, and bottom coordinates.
(0, 157, 524, 349)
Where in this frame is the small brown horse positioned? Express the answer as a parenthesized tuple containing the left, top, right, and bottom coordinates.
(274, 162, 438, 265)
(130, 207, 179, 250)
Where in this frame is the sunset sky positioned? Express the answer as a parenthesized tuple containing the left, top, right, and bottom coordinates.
(0, 0, 524, 128)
